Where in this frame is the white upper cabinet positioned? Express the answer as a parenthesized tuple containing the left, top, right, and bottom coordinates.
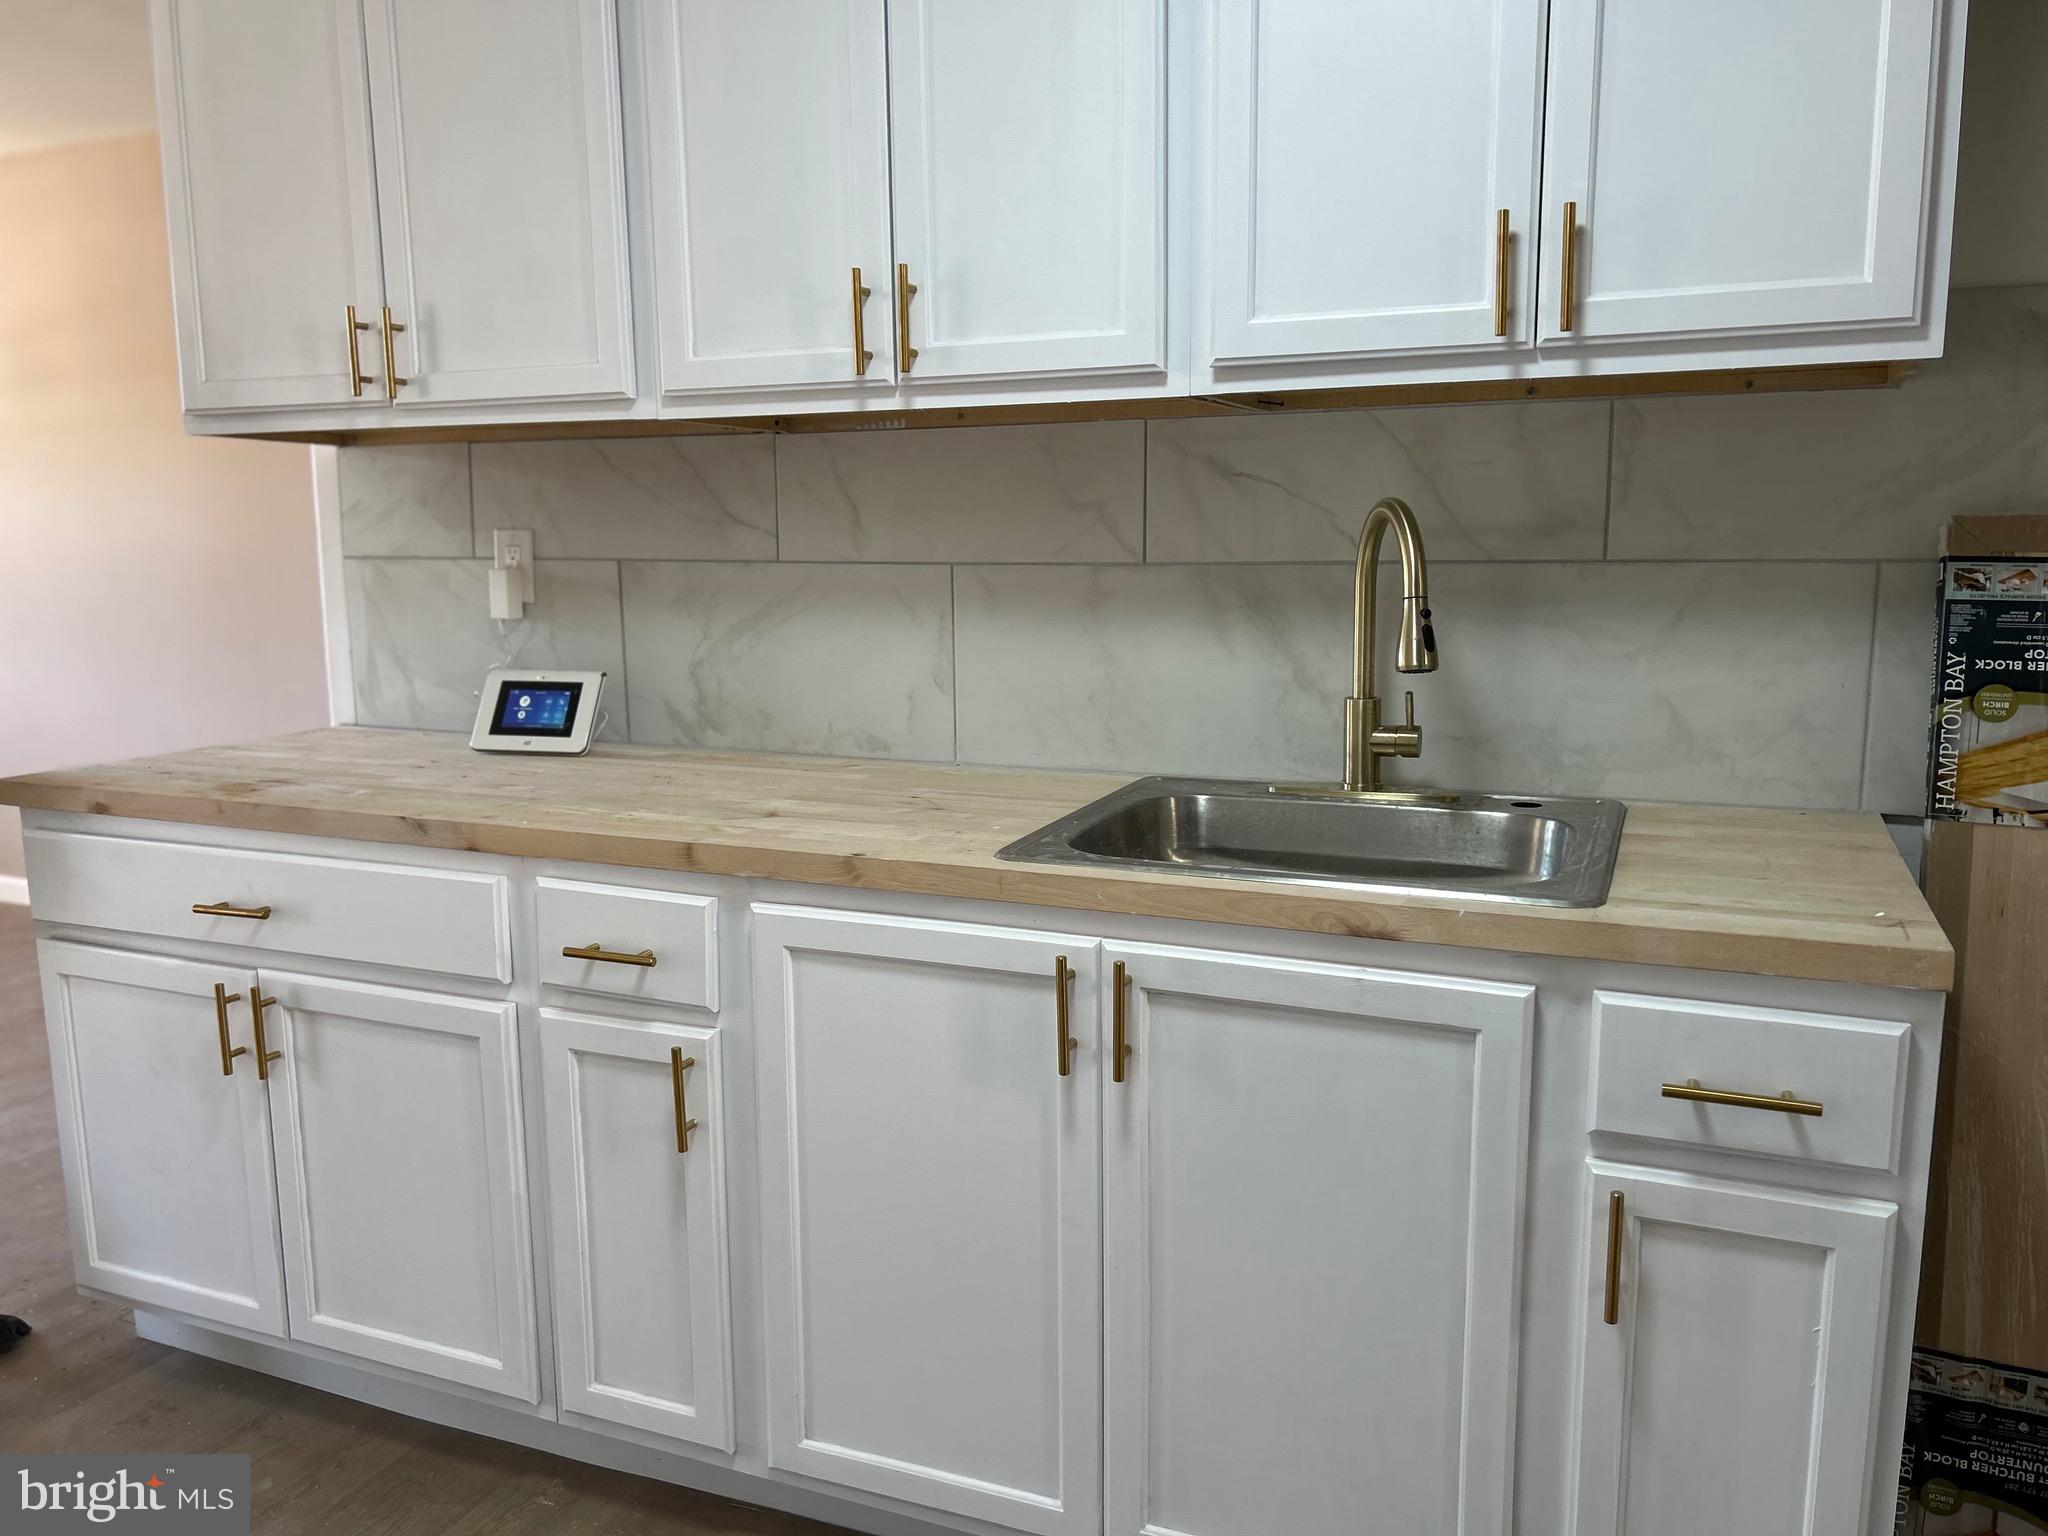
(1103, 943, 1534, 1536)
(153, 0, 383, 412)
(361, 0, 635, 406)
(1205, 0, 1545, 367)
(887, 0, 1167, 384)
(1540, 0, 1948, 347)
(642, 0, 894, 396)
(1572, 1163, 1896, 1536)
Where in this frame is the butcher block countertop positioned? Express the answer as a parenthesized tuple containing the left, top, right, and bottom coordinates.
(0, 727, 1953, 991)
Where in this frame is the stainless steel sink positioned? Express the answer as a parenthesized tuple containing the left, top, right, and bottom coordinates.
(997, 777, 1628, 908)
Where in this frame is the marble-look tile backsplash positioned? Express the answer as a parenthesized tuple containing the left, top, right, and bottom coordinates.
(337, 287, 2048, 815)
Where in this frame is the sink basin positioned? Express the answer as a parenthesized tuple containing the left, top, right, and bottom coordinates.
(997, 777, 1627, 908)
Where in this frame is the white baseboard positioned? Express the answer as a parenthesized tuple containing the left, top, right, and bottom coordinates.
(0, 874, 28, 906)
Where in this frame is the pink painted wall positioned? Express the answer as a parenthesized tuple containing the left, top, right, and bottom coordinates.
(0, 134, 328, 879)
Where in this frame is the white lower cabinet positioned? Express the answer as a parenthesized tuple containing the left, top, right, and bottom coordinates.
(262, 970, 539, 1401)
(37, 941, 288, 1337)
(537, 1007, 733, 1451)
(1571, 1161, 1897, 1536)
(23, 820, 1942, 1536)
(751, 905, 1103, 1536)
(1102, 942, 1535, 1536)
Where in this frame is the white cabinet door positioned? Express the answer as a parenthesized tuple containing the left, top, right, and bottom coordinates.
(262, 970, 539, 1400)
(1540, 0, 1946, 344)
(1102, 943, 1534, 1536)
(152, 0, 384, 412)
(37, 942, 286, 1336)
(886, 0, 1165, 383)
(1205, 0, 1546, 366)
(538, 1008, 733, 1451)
(1572, 1161, 1896, 1536)
(752, 905, 1101, 1536)
(642, 0, 895, 395)
(361, 0, 634, 406)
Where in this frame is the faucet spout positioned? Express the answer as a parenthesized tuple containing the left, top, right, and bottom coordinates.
(1343, 496, 1437, 792)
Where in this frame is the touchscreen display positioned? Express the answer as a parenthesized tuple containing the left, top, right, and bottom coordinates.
(490, 680, 583, 738)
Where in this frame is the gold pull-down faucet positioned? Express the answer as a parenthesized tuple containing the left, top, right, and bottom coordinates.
(1342, 496, 1438, 792)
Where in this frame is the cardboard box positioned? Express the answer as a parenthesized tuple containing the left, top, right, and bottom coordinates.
(1926, 555, 2048, 825)
(1900, 1347, 2048, 1534)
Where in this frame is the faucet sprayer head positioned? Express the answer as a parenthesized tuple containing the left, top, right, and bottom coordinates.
(1396, 595, 1437, 673)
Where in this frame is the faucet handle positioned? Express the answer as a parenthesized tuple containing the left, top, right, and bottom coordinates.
(1403, 689, 1416, 729)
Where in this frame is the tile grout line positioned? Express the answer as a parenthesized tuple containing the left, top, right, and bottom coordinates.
(1855, 562, 1884, 810)
(1140, 419, 1150, 563)
(1600, 402, 1616, 561)
(949, 564, 961, 765)
(614, 560, 632, 744)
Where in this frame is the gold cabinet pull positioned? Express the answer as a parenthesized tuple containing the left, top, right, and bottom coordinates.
(213, 983, 247, 1076)
(562, 943, 657, 968)
(851, 266, 873, 376)
(345, 304, 376, 397)
(896, 262, 919, 374)
(1661, 1078, 1824, 1117)
(1111, 960, 1132, 1085)
(670, 1047, 698, 1154)
(1493, 208, 1510, 338)
(380, 305, 408, 399)
(1603, 1189, 1624, 1325)
(1053, 954, 1075, 1078)
(1559, 200, 1579, 332)
(193, 901, 271, 921)
(250, 991, 281, 1082)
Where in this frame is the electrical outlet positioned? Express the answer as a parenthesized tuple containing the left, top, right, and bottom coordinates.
(492, 529, 536, 602)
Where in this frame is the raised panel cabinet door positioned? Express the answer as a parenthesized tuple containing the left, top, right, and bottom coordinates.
(1205, 0, 1546, 366)
(152, 0, 384, 412)
(360, 0, 634, 406)
(1540, 0, 1946, 344)
(538, 1008, 733, 1451)
(1102, 943, 1535, 1536)
(752, 905, 1102, 1536)
(886, 0, 1165, 383)
(261, 970, 539, 1401)
(1572, 1162, 1896, 1536)
(642, 0, 895, 395)
(36, 942, 286, 1336)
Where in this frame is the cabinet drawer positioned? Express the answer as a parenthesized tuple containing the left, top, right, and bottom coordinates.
(1588, 991, 1909, 1172)
(23, 830, 510, 982)
(536, 877, 717, 1010)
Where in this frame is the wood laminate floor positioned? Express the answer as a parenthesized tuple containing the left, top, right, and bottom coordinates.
(0, 903, 848, 1535)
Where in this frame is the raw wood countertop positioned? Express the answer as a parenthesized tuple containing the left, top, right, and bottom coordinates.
(0, 727, 1953, 991)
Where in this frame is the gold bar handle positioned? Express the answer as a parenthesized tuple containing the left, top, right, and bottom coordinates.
(193, 901, 271, 921)
(1603, 1189, 1624, 1326)
(1111, 960, 1132, 1085)
(670, 1047, 698, 1154)
(851, 267, 873, 377)
(562, 943, 657, 968)
(896, 262, 919, 374)
(1661, 1078, 1824, 1117)
(213, 983, 247, 1076)
(250, 991, 281, 1082)
(1493, 208, 1510, 338)
(1053, 955, 1075, 1078)
(1560, 201, 1578, 332)
(345, 304, 376, 397)
(380, 305, 408, 399)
